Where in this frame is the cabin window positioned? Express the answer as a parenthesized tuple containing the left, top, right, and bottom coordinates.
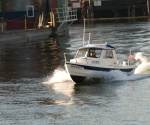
(88, 49, 102, 58)
(103, 50, 113, 58)
(77, 49, 87, 58)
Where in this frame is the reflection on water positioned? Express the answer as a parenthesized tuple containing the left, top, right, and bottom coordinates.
(0, 38, 63, 82)
(47, 82, 74, 97)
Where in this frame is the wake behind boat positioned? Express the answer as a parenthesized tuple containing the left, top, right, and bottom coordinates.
(64, 43, 135, 83)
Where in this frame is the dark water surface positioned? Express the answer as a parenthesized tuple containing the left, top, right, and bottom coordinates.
(0, 20, 150, 125)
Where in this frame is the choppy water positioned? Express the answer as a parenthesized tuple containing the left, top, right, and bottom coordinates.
(0, 20, 150, 125)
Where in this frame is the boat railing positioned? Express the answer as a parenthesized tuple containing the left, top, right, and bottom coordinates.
(64, 53, 75, 62)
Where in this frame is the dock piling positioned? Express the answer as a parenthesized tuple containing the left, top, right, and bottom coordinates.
(147, 0, 150, 16)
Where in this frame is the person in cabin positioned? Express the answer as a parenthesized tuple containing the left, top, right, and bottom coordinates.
(90, 51, 97, 58)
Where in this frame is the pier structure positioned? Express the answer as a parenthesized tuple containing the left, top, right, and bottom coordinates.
(48, 0, 150, 36)
(49, 0, 77, 36)
(75, 0, 150, 19)
(0, 0, 150, 37)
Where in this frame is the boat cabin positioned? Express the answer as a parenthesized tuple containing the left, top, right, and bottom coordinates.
(70, 44, 118, 66)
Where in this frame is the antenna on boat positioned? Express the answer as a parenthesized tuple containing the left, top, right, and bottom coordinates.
(88, 33, 91, 46)
(83, 18, 85, 46)
(128, 49, 131, 65)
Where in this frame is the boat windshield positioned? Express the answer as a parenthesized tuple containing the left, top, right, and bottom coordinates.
(76, 49, 88, 58)
(103, 50, 113, 58)
(88, 48, 102, 58)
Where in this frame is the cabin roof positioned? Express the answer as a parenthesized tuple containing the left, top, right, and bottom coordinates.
(78, 44, 115, 50)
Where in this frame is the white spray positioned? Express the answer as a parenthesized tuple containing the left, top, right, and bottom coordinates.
(42, 68, 74, 96)
(45, 68, 73, 84)
(134, 52, 150, 74)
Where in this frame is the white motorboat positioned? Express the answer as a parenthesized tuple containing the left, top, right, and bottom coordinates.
(64, 43, 135, 83)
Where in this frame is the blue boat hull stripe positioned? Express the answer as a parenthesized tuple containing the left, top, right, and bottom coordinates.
(66, 62, 134, 72)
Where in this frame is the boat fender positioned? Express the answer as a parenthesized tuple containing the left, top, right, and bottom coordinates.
(117, 61, 120, 65)
(123, 61, 128, 66)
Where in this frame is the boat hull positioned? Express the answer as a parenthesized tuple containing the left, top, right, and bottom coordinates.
(70, 75, 86, 83)
(65, 62, 135, 83)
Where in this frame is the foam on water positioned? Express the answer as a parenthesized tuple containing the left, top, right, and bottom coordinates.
(134, 52, 150, 74)
(86, 70, 128, 82)
(86, 70, 150, 82)
(42, 68, 75, 97)
(44, 68, 73, 84)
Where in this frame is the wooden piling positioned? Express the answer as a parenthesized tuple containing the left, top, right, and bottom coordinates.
(147, 0, 150, 16)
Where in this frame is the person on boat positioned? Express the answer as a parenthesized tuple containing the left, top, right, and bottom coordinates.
(90, 51, 97, 58)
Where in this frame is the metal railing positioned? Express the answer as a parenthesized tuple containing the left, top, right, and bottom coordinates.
(56, 7, 77, 23)
(51, 7, 77, 32)
(64, 53, 73, 62)
(51, 7, 77, 23)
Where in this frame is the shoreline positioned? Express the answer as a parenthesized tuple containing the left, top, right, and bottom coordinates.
(0, 16, 149, 44)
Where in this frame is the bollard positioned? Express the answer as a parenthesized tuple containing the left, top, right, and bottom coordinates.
(1, 17, 4, 32)
(25, 15, 27, 30)
(1, 22, 3, 32)
(50, 12, 56, 38)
